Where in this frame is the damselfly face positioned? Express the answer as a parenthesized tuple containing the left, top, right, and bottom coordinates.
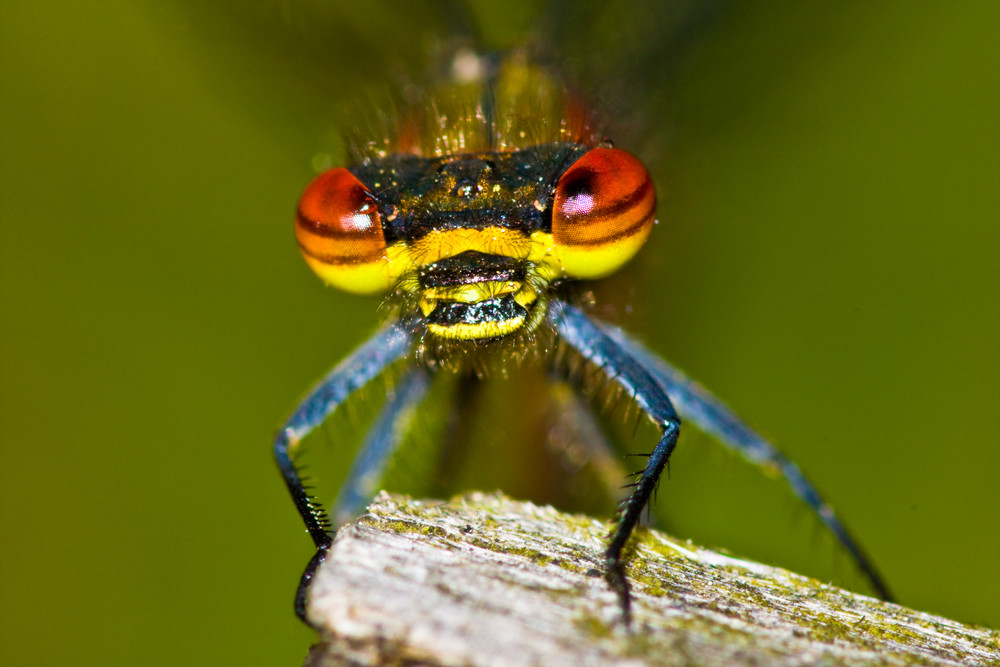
(294, 57, 654, 347)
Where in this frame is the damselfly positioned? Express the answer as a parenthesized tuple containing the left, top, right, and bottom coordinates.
(274, 44, 892, 623)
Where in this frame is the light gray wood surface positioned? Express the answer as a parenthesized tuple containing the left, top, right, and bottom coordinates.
(304, 492, 999, 666)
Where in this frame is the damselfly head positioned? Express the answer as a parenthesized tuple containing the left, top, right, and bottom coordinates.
(294, 54, 656, 348)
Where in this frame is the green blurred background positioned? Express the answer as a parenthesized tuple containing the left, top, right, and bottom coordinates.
(2, 1, 998, 664)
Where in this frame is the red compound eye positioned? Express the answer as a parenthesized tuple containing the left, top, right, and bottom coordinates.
(294, 168, 391, 294)
(551, 147, 656, 279)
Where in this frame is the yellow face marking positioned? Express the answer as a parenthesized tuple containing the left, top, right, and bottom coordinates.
(426, 315, 527, 341)
(418, 280, 539, 326)
(423, 281, 523, 304)
(395, 227, 547, 340)
(406, 227, 535, 266)
(513, 281, 538, 309)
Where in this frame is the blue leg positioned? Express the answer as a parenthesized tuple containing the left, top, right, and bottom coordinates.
(274, 318, 416, 619)
(331, 366, 433, 528)
(596, 320, 893, 601)
(549, 300, 681, 623)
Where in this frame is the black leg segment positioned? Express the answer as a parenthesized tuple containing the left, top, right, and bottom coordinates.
(549, 300, 681, 622)
(273, 318, 417, 620)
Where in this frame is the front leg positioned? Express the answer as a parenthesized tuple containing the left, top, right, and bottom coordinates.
(549, 300, 681, 624)
(595, 320, 892, 602)
(274, 318, 417, 620)
(331, 366, 432, 528)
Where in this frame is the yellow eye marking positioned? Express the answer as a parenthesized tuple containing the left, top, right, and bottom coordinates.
(526, 229, 653, 281)
(549, 226, 652, 280)
(302, 242, 411, 295)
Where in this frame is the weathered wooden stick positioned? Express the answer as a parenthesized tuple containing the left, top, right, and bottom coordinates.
(303, 492, 998, 666)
